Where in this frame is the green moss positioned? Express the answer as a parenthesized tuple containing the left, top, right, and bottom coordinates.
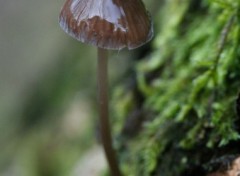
(113, 0, 240, 175)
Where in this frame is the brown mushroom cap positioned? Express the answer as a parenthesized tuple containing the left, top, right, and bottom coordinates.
(59, 0, 153, 50)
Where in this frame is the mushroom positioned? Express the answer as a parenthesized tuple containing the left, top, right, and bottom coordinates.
(59, 0, 153, 175)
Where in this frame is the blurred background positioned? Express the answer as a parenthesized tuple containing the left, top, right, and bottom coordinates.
(0, 0, 154, 176)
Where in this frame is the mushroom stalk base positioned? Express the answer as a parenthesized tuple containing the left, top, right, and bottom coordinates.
(97, 48, 122, 176)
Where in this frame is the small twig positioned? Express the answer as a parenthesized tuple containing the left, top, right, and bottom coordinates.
(207, 15, 235, 119)
(213, 14, 235, 73)
(211, 14, 235, 91)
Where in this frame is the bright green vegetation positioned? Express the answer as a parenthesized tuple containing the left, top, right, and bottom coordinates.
(113, 0, 240, 175)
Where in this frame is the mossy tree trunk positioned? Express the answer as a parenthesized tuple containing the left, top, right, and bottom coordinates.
(112, 0, 240, 175)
